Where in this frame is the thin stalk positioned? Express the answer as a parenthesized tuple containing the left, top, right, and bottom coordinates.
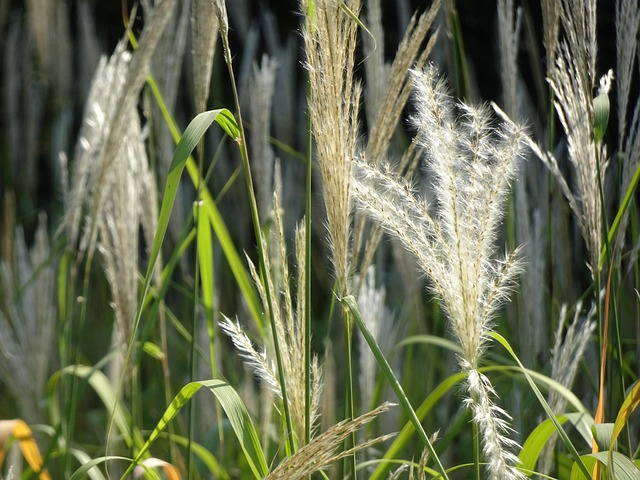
(187, 165, 206, 480)
(473, 421, 480, 480)
(219, 30, 296, 455)
(305, 93, 313, 449)
(122, 9, 179, 464)
(342, 307, 357, 480)
(592, 143, 611, 473)
(343, 295, 450, 480)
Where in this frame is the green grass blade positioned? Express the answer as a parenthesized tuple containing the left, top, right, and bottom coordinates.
(69, 449, 108, 480)
(519, 412, 594, 475)
(144, 72, 264, 334)
(70, 456, 133, 480)
(570, 452, 640, 480)
(195, 198, 215, 373)
(122, 379, 268, 480)
(394, 335, 463, 356)
(47, 364, 137, 448)
(599, 160, 640, 268)
(137, 108, 238, 346)
(169, 435, 231, 479)
(491, 332, 593, 479)
(610, 380, 640, 451)
(342, 295, 450, 480)
(184, 158, 264, 336)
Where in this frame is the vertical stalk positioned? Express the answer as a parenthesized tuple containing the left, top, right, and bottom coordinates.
(219, 30, 296, 455)
(342, 307, 357, 479)
(473, 421, 480, 480)
(304, 94, 313, 449)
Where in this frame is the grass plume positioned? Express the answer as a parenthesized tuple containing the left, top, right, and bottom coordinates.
(353, 65, 526, 480)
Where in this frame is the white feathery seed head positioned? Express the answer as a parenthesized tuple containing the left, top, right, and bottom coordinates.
(352, 64, 526, 480)
(220, 315, 281, 397)
(301, 0, 362, 297)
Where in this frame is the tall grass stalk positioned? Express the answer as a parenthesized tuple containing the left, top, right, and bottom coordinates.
(215, 0, 296, 456)
(300, 0, 362, 475)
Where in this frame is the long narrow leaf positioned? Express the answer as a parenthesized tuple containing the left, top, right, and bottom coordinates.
(342, 295, 450, 480)
(570, 452, 640, 480)
(47, 364, 138, 448)
(70, 456, 133, 480)
(519, 412, 594, 474)
(599, 161, 640, 267)
(491, 332, 592, 479)
(122, 379, 268, 480)
(145, 72, 264, 334)
(609, 380, 640, 453)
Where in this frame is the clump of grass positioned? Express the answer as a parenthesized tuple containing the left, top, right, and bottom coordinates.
(353, 65, 526, 480)
(4, 0, 640, 478)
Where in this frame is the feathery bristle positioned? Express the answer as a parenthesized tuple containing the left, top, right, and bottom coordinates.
(264, 402, 394, 480)
(301, 0, 362, 297)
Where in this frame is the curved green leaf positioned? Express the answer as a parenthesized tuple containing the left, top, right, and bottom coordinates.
(70, 456, 132, 480)
(609, 380, 640, 455)
(600, 160, 640, 267)
(491, 332, 592, 479)
(592, 423, 614, 451)
(47, 364, 139, 448)
(519, 412, 594, 475)
(570, 452, 640, 480)
(69, 448, 108, 480)
(122, 379, 267, 480)
(395, 335, 463, 356)
(143, 109, 236, 294)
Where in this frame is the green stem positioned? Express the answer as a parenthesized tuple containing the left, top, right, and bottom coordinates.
(305, 91, 313, 449)
(343, 307, 357, 480)
(220, 31, 296, 455)
(473, 421, 480, 480)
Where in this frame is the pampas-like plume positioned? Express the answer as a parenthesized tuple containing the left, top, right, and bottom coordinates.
(545, 0, 605, 275)
(249, 56, 277, 221)
(264, 402, 394, 480)
(191, 0, 219, 114)
(497, 0, 521, 116)
(354, 1, 440, 281)
(62, 0, 176, 260)
(61, 39, 159, 389)
(616, 0, 640, 251)
(352, 65, 526, 480)
(615, 0, 640, 146)
(301, 0, 361, 297)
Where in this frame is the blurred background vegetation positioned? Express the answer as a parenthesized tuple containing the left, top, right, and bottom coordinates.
(0, 0, 637, 478)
